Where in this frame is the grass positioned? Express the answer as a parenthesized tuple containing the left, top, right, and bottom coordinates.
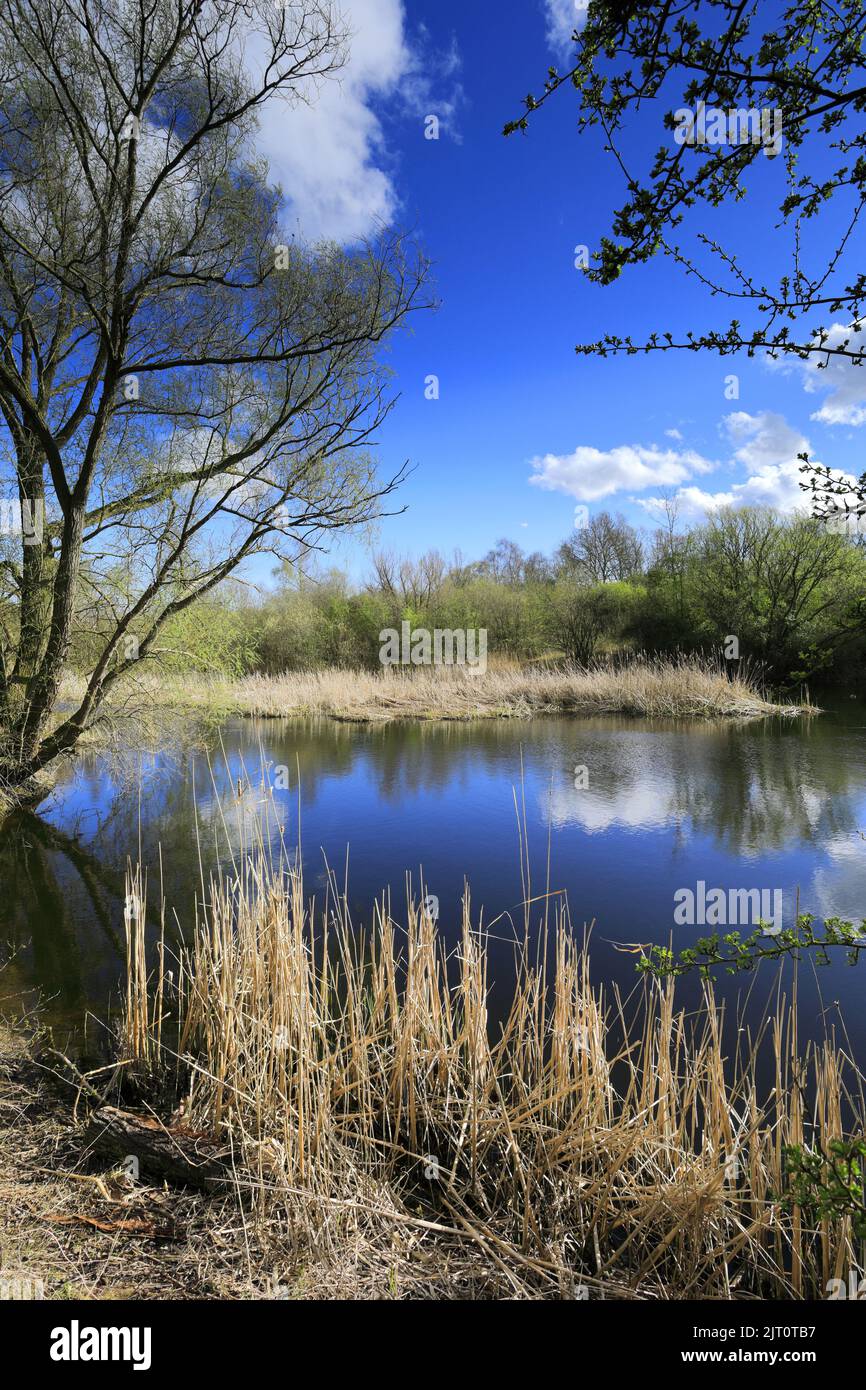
(66, 654, 817, 725)
(106, 799, 861, 1301)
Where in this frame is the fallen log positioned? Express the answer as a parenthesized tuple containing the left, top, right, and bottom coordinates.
(85, 1106, 231, 1191)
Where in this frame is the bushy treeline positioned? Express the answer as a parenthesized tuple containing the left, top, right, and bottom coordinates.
(89, 506, 866, 686)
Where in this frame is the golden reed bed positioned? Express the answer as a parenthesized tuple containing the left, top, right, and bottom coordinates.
(116, 804, 853, 1300)
(89, 655, 816, 724)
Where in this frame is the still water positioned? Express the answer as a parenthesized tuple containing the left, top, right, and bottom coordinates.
(2, 700, 865, 1060)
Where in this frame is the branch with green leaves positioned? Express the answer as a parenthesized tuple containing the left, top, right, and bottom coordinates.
(782, 1140, 866, 1239)
(637, 913, 866, 980)
(506, 0, 866, 365)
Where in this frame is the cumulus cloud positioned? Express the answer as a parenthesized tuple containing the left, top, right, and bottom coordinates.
(248, 1, 462, 244)
(714, 410, 814, 511)
(798, 323, 866, 426)
(528, 443, 714, 502)
(634, 487, 735, 519)
(724, 409, 805, 466)
(633, 412, 834, 518)
(538, 409, 864, 520)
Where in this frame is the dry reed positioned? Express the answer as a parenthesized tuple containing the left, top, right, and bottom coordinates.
(119, 804, 859, 1300)
(92, 654, 815, 727)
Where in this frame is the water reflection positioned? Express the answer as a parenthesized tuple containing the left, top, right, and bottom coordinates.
(545, 717, 862, 851)
(0, 811, 123, 1025)
(1, 701, 864, 1046)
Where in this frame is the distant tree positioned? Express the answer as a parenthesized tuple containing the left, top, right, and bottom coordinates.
(547, 581, 631, 665)
(648, 494, 691, 624)
(370, 550, 446, 609)
(556, 511, 643, 583)
(506, 0, 866, 368)
(692, 507, 866, 676)
(479, 537, 526, 586)
(0, 0, 428, 807)
(522, 550, 554, 585)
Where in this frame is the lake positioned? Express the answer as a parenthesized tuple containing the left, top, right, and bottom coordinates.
(3, 698, 866, 1065)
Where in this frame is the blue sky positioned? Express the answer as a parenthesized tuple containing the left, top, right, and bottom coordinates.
(252, 0, 866, 582)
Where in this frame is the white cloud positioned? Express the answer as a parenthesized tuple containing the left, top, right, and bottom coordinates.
(635, 487, 735, 519)
(665, 427, 684, 441)
(634, 411, 832, 518)
(799, 323, 866, 426)
(528, 443, 714, 503)
(247, 2, 462, 244)
(543, 0, 587, 54)
(719, 410, 814, 511)
(723, 409, 805, 466)
(398, 29, 464, 139)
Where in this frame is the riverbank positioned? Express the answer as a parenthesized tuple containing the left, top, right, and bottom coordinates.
(63, 656, 817, 725)
(0, 1020, 240, 1300)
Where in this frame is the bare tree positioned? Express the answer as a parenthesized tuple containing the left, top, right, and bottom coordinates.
(522, 550, 553, 585)
(556, 511, 643, 583)
(648, 492, 691, 620)
(0, 0, 429, 807)
(479, 537, 525, 586)
(370, 549, 446, 609)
